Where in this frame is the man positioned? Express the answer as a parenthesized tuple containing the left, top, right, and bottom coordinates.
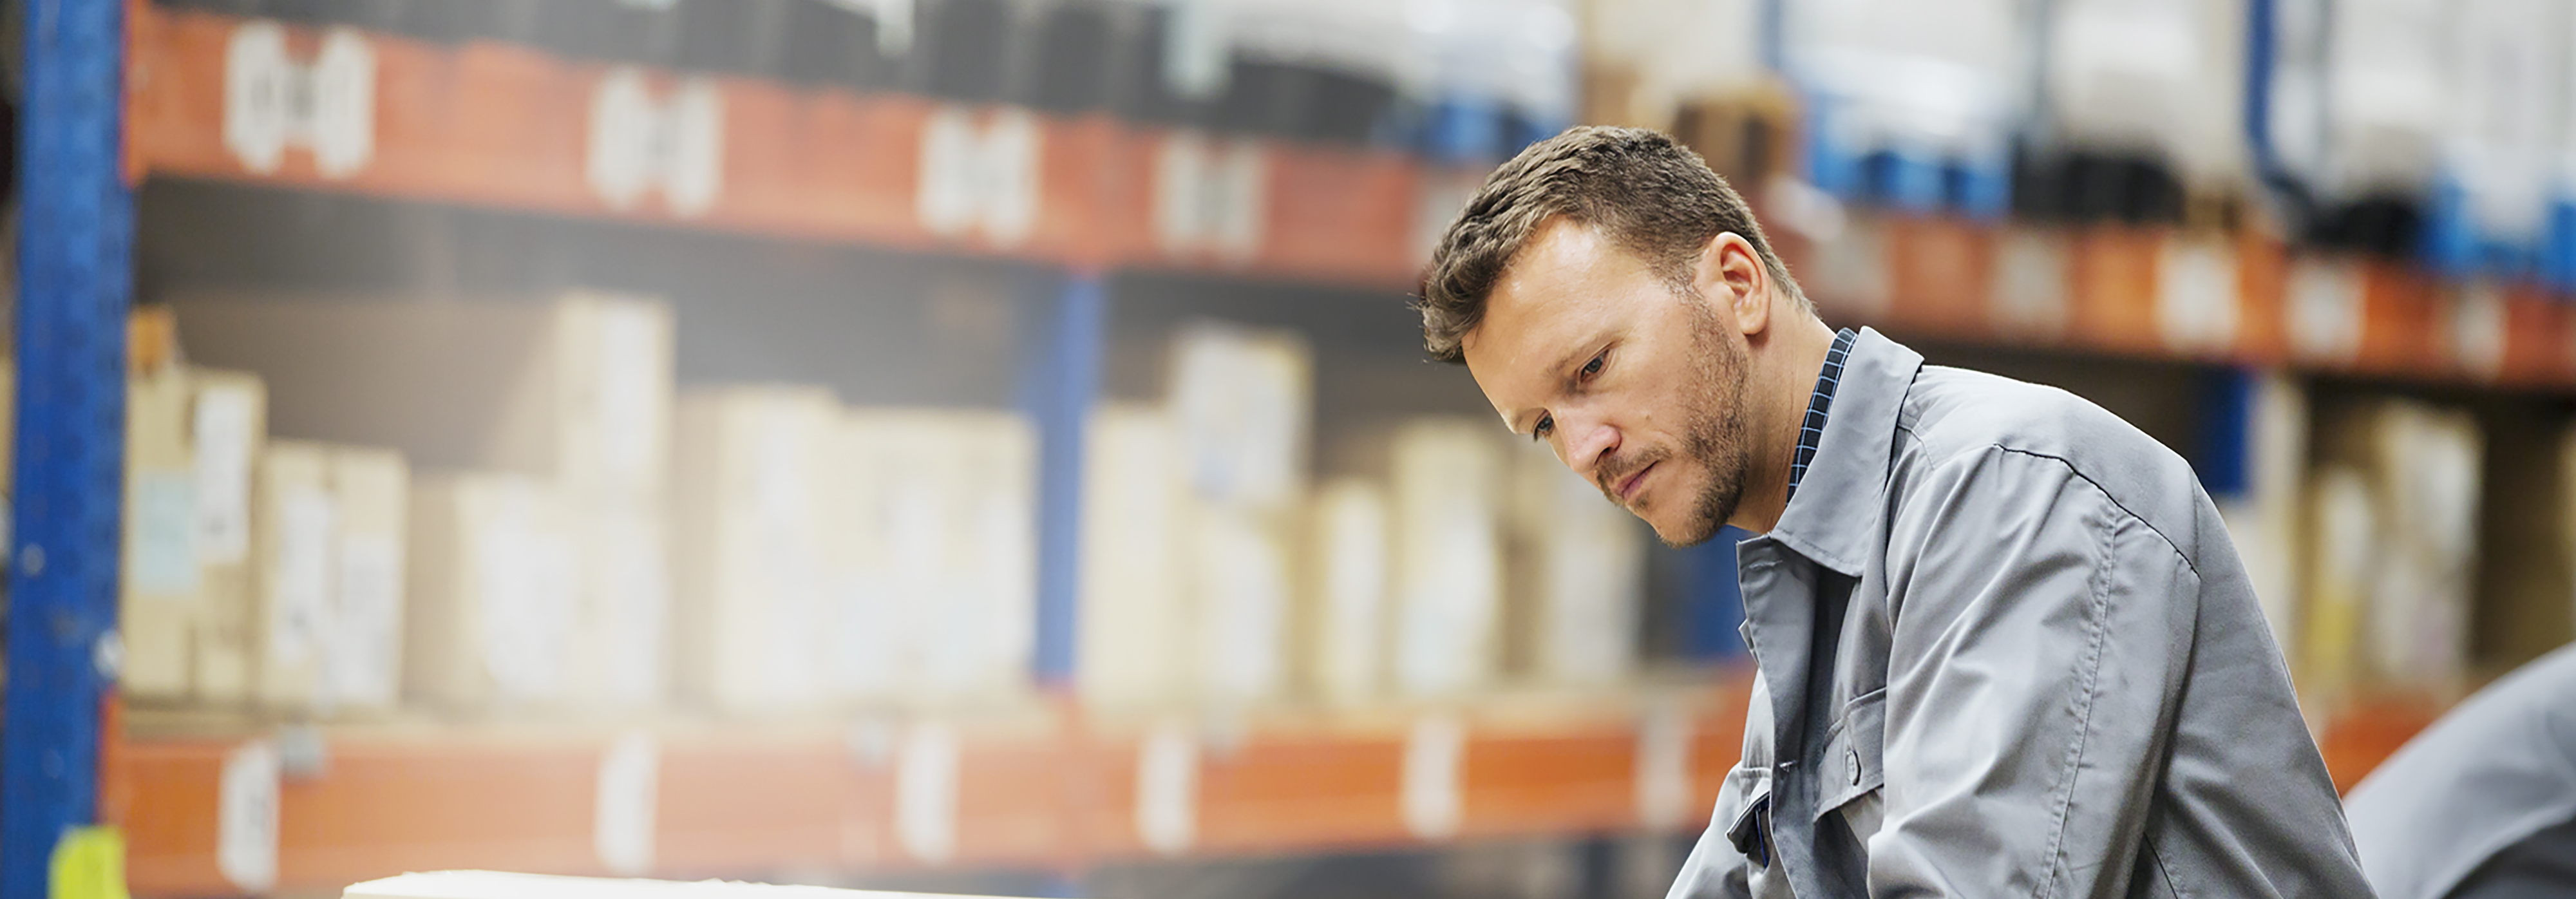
(1418, 126, 2371, 897)
(2344, 643, 2576, 899)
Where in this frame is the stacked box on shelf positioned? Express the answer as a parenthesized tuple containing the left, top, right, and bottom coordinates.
(1780, 0, 2032, 218)
(2302, 397, 2483, 705)
(1075, 404, 1189, 711)
(831, 406, 1039, 709)
(170, 291, 678, 714)
(249, 442, 409, 716)
(1306, 478, 1391, 706)
(2422, 0, 2564, 281)
(1390, 417, 1506, 699)
(672, 387, 840, 715)
(2257, 0, 2445, 259)
(1168, 322, 1312, 708)
(2023, 0, 2248, 227)
(121, 361, 267, 709)
(1503, 441, 1646, 690)
(406, 472, 582, 710)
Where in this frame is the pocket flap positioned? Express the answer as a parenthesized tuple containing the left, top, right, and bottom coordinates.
(1814, 688, 1886, 820)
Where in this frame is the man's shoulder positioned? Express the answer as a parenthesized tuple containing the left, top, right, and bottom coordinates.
(1892, 365, 2205, 530)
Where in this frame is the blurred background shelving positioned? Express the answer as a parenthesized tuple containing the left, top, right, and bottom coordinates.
(8, 0, 2576, 897)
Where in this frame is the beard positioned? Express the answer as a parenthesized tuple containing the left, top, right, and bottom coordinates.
(1596, 292, 1753, 547)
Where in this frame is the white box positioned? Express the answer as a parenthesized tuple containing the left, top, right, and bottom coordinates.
(406, 473, 583, 711)
(673, 387, 841, 715)
(1390, 418, 1505, 697)
(1506, 442, 1645, 689)
(1308, 478, 1391, 705)
(1168, 323, 1312, 511)
(1073, 404, 1188, 710)
(249, 441, 410, 715)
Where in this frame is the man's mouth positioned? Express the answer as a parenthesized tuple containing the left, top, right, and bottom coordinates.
(1615, 461, 1657, 504)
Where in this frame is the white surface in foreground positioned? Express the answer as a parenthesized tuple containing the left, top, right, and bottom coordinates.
(346, 871, 1028, 899)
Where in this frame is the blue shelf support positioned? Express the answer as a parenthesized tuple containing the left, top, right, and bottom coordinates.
(3, 0, 135, 894)
(1018, 273, 1106, 689)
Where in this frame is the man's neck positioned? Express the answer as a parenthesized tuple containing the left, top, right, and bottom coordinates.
(1727, 313, 1840, 534)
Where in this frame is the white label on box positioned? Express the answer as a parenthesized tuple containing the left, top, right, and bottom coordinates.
(308, 30, 378, 179)
(131, 471, 200, 596)
(328, 534, 402, 708)
(586, 70, 726, 216)
(270, 485, 339, 670)
(1135, 723, 1200, 856)
(223, 22, 294, 175)
(916, 107, 1043, 247)
(193, 386, 259, 565)
(1634, 701, 1694, 831)
(217, 740, 281, 894)
(2156, 238, 2239, 355)
(594, 732, 660, 876)
(589, 70, 661, 211)
(1153, 133, 1269, 264)
(895, 722, 961, 864)
(2289, 258, 2365, 363)
(664, 80, 727, 218)
(1401, 714, 1466, 840)
(2450, 283, 2510, 381)
(1993, 230, 2070, 337)
(223, 23, 376, 178)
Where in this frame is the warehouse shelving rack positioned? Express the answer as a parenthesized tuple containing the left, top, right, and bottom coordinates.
(0, 1, 2510, 896)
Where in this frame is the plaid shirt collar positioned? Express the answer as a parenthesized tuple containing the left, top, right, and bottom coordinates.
(1786, 328, 1859, 502)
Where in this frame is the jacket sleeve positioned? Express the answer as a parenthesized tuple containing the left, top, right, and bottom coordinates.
(1666, 777, 1757, 899)
(1868, 446, 2194, 898)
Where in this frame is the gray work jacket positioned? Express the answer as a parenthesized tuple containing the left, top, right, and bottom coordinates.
(1669, 329, 2373, 898)
(2344, 643, 2576, 899)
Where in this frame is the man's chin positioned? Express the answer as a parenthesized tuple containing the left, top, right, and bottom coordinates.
(1645, 504, 1730, 548)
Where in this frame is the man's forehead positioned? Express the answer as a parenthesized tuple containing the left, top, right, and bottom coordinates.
(1468, 221, 1627, 361)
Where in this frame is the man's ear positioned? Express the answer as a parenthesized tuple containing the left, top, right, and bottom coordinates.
(1699, 232, 1769, 337)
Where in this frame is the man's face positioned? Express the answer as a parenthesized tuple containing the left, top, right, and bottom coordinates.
(1461, 220, 1753, 546)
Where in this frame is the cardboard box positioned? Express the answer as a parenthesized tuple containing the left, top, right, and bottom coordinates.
(672, 387, 840, 715)
(171, 291, 674, 496)
(2301, 397, 2483, 701)
(121, 364, 203, 703)
(575, 497, 670, 711)
(406, 473, 582, 711)
(1505, 442, 1644, 689)
(1180, 502, 1298, 706)
(1307, 478, 1391, 705)
(1168, 322, 1312, 511)
(121, 366, 268, 706)
(250, 441, 409, 715)
(912, 411, 1037, 705)
(1074, 404, 1188, 710)
(1390, 418, 1505, 698)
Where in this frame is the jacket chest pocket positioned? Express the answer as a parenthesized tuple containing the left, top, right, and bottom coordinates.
(1812, 688, 1886, 820)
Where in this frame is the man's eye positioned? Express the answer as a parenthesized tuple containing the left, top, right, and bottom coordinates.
(1532, 414, 1554, 441)
(1580, 354, 1605, 379)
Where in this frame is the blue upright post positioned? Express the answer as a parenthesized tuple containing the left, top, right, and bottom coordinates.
(3, 0, 134, 894)
(1019, 273, 1105, 688)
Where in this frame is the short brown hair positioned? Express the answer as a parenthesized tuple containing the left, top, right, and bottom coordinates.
(1417, 126, 1805, 363)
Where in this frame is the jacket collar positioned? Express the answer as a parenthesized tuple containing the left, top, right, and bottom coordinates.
(1759, 327, 1920, 578)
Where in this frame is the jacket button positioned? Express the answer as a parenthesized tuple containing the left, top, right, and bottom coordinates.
(1846, 748, 1861, 786)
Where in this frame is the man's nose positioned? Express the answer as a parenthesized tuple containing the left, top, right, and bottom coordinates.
(1562, 414, 1618, 478)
